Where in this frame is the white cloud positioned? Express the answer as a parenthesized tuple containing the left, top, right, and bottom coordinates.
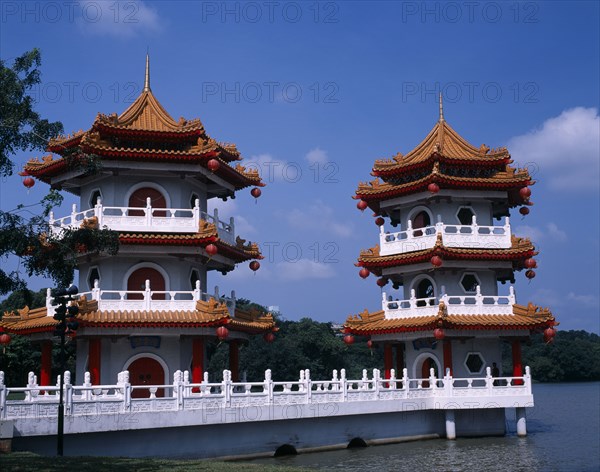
(530, 288, 563, 307)
(244, 153, 288, 183)
(567, 292, 599, 308)
(305, 147, 328, 165)
(508, 107, 600, 191)
(275, 259, 335, 280)
(285, 199, 353, 238)
(514, 222, 567, 243)
(76, 1, 162, 38)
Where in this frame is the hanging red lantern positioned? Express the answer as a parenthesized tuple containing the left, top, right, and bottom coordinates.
(0, 333, 11, 346)
(427, 183, 440, 194)
(356, 200, 368, 211)
(359, 267, 370, 279)
(431, 255, 443, 267)
(207, 159, 220, 172)
(205, 244, 218, 257)
(519, 207, 530, 216)
(216, 326, 229, 341)
(367, 339, 374, 349)
(519, 187, 531, 199)
(524, 258, 537, 269)
(376, 277, 388, 287)
(263, 332, 275, 343)
(433, 328, 445, 340)
(543, 327, 556, 339)
(23, 177, 35, 189)
(343, 334, 355, 345)
(525, 269, 536, 279)
(375, 217, 385, 226)
(251, 188, 262, 199)
(249, 260, 260, 272)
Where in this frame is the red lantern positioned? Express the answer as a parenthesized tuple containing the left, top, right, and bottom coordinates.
(23, 177, 35, 189)
(543, 327, 556, 339)
(207, 159, 220, 172)
(525, 269, 536, 279)
(524, 258, 537, 269)
(249, 260, 260, 272)
(356, 200, 368, 211)
(251, 188, 262, 199)
(428, 183, 440, 194)
(205, 244, 218, 257)
(519, 207, 530, 216)
(431, 255, 443, 267)
(343, 334, 355, 345)
(367, 339, 374, 349)
(263, 332, 275, 343)
(216, 326, 229, 341)
(375, 217, 385, 226)
(376, 278, 388, 287)
(0, 333, 11, 346)
(433, 328, 445, 340)
(519, 187, 531, 199)
(359, 268, 370, 279)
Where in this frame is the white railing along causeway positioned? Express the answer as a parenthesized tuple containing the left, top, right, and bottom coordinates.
(382, 285, 515, 319)
(0, 366, 532, 420)
(49, 198, 235, 243)
(44, 281, 236, 317)
(380, 216, 511, 256)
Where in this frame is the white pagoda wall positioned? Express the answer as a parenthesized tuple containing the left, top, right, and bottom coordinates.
(400, 269, 498, 300)
(393, 199, 495, 228)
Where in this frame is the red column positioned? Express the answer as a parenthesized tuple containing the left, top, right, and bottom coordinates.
(229, 340, 240, 382)
(40, 341, 52, 386)
(192, 338, 205, 390)
(395, 343, 404, 374)
(512, 340, 523, 385)
(88, 338, 101, 385)
(384, 343, 393, 379)
(443, 339, 453, 376)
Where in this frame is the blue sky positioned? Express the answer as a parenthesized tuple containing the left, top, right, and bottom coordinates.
(1, 1, 598, 332)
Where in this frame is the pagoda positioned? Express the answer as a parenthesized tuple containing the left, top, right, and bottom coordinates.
(345, 96, 557, 384)
(1, 56, 275, 393)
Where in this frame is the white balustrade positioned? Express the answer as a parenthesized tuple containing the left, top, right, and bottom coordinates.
(49, 198, 235, 243)
(45, 281, 236, 316)
(380, 216, 511, 256)
(382, 286, 516, 319)
(0, 366, 532, 421)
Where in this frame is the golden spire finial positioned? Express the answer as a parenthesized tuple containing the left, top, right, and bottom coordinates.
(144, 51, 151, 92)
(439, 92, 444, 123)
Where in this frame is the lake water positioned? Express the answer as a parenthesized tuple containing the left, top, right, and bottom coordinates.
(249, 382, 600, 472)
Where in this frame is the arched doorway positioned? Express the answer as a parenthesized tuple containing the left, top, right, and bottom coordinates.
(127, 356, 165, 398)
(127, 267, 166, 300)
(412, 211, 431, 237)
(128, 187, 167, 217)
(417, 355, 440, 387)
(415, 278, 435, 307)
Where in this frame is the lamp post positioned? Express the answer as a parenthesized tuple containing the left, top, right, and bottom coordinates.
(51, 285, 79, 456)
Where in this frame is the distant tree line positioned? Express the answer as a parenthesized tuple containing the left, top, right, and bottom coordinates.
(1, 291, 599, 385)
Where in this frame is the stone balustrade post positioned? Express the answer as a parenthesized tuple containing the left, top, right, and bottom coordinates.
(486, 366, 493, 394)
(145, 197, 152, 226)
(95, 197, 103, 226)
(373, 369, 381, 395)
(83, 372, 92, 401)
(222, 370, 231, 407)
(92, 280, 101, 301)
(407, 219, 413, 238)
(193, 199, 200, 226)
(390, 369, 396, 390)
(305, 369, 312, 402)
(120, 371, 131, 412)
(361, 369, 368, 390)
(183, 370, 190, 397)
(381, 291, 387, 311)
(229, 217, 235, 236)
(144, 280, 151, 310)
(64, 371, 73, 415)
(524, 366, 532, 395)
(429, 367, 436, 390)
(444, 368, 453, 397)
(509, 286, 516, 305)
(340, 369, 347, 401)
(475, 285, 483, 306)
(193, 280, 201, 301)
(201, 372, 210, 394)
(26, 372, 38, 402)
(71, 204, 77, 228)
(331, 370, 339, 392)
(409, 289, 417, 309)
(402, 368, 409, 396)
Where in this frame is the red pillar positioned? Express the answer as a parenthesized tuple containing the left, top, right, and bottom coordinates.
(88, 338, 101, 385)
(192, 338, 205, 388)
(384, 343, 393, 379)
(443, 339, 453, 376)
(40, 341, 52, 386)
(512, 340, 523, 385)
(229, 340, 240, 382)
(395, 343, 404, 374)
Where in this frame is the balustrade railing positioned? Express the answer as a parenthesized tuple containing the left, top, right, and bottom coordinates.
(382, 285, 516, 319)
(49, 198, 235, 243)
(380, 215, 511, 256)
(0, 366, 532, 420)
(44, 281, 236, 317)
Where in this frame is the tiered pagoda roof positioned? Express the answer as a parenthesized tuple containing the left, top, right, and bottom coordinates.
(354, 100, 533, 211)
(21, 57, 263, 192)
(344, 302, 557, 336)
(1, 297, 276, 336)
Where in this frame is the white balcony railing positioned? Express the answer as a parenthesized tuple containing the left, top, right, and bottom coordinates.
(0, 366, 533, 422)
(44, 281, 236, 317)
(382, 285, 515, 319)
(49, 198, 235, 244)
(380, 216, 511, 256)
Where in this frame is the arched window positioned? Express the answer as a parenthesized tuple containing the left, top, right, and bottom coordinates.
(127, 267, 166, 300)
(89, 189, 102, 208)
(128, 187, 167, 217)
(412, 211, 431, 237)
(415, 278, 434, 306)
(87, 267, 100, 290)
